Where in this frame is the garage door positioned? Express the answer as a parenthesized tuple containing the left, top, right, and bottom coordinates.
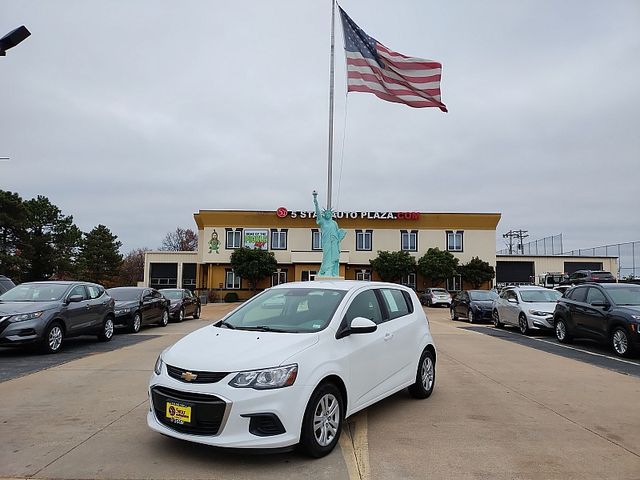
(563, 261, 603, 274)
(496, 261, 535, 283)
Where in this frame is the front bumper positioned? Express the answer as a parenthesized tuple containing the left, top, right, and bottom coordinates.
(114, 312, 133, 326)
(473, 308, 493, 321)
(0, 315, 48, 346)
(527, 314, 554, 330)
(147, 370, 313, 449)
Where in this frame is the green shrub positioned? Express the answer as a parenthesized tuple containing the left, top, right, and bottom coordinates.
(224, 292, 239, 303)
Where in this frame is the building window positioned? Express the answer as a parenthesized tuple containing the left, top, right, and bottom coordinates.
(356, 269, 371, 281)
(225, 269, 241, 289)
(270, 229, 288, 250)
(271, 269, 287, 286)
(356, 230, 373, 251)
(402, 272, 417, 290)
(311, 229, 322, 251)
(301, 270, 317, 282)
(447, 274, 462, 292)
(225, 228, 243, 249)
(446, 230, 464, 252)
(401, 230, 418, 252)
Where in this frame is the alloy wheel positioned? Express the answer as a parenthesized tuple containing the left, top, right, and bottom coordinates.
(133, 314, 141, 333)
(519, 315, 529, 334)
(612, 329, 628, 355)
(555, 321, 566, 341)
(313, 393, 340, 447)
(49, 325, 63, 352)
(104, 318, 114, 339)
(468, 309, 474, 323)
(421, 356, 434, 391)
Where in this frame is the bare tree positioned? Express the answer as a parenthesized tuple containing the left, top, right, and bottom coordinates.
(160, 227, 198, 251)
(118, 248, 150, 286)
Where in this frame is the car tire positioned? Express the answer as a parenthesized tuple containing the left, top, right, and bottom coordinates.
(450, 308, 458, 321)
(299, 382, 344, 458)
(555, 318, 572, 343)
(98, 316, 114, 342)
(408, 349, 436, 399)
(611, 327, 633, 357)
(493, 310, 504, 329)
(467, 308, 475, 324)
(41, 322, 64, 354)
(427, 298, 432, 307)
(158, 310, 169, 327)
(130, 312, 142, 333)
(177, 308, 185, 323)
(518, 314, 530, 335)
(193, 306, 200, 319)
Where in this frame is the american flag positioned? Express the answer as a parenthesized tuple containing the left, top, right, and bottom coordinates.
(339, 7, 447, 112)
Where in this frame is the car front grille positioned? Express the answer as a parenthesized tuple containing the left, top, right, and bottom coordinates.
(166, 364, 230, 384)
(151, 386, 227, 436)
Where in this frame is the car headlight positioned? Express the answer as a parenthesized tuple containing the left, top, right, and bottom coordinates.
(12, 311, 44, 322)
(154, 355, 164, 375)
(529, 309, 551, 316)
(631, 314, 640, 320)
(229, 364, 298, 390)
(115, 307, 130, 315)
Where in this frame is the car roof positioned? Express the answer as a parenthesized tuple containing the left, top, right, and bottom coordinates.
(594, 283, 636, 289)
(22, 281, 90, 286)
(271, 280, 412, 292)
(107, 286, 146, 291)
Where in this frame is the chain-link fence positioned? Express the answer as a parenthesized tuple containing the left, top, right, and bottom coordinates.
(497, 234, 563, 256)
(562, 241, 639, 279)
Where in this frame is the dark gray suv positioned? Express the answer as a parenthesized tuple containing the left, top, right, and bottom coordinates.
(0, 281, 115, 353)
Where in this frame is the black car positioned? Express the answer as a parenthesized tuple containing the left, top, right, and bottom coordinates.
(0, 275, 16, 295)
(564, 270, 616, 285)
(158, 288, 201, 322)
(553, 283, 640, 357)
(107, 287, 170, 333)
(0, 281, 115, 353)
(450, 289, 499, 323)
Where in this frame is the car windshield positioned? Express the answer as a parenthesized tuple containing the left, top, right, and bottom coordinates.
(606, 286, 640, 306)
(160, 290, 183, 299)
(469, 291, 499, 301)
(219, 287, 347, 333)
(107, 288, 142, 301)
(519, 289, 562, 303)
(0, 283, 69, 302)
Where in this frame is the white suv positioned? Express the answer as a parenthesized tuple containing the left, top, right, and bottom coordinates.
(148, 281, 436, 457)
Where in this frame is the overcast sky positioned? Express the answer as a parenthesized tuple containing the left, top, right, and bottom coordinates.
(1, 0, 639, 254)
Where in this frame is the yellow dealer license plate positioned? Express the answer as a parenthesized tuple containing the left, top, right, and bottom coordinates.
(166, 401, 192, 424)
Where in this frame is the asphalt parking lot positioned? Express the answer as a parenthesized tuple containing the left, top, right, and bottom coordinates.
(1, 303, 639, 480)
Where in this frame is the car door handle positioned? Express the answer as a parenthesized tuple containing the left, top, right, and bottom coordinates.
(384, 332, 394, 341)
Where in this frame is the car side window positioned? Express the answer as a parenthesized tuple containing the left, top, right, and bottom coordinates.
(345, 290, 383, 325)
(568, 286, 587, 303)
(143, 289, 152, 299)
(152, 290, 163, 299)
(380, 288, 410, 320)
(586, 287, 606, 305)
(68, 285, 88, 300)
(86, 285, 102, 299)
(506, 290, 517, 302)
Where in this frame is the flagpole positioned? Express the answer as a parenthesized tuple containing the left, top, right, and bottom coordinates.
(326, 0, 336, 210)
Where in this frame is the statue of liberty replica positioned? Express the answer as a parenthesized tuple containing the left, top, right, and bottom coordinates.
(313, 190, 346, 278)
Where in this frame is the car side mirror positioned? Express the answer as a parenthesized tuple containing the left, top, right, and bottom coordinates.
(67, 294, 84, 303)
(508, 298, 518, 304)
(336, 317, 378, 339)
(591, 300, 609, 308)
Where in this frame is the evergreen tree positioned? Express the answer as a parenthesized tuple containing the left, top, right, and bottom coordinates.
(22, 196, 82, 281)
(459, 257, 495, 289)
(0, 190, 28, 282)
(77, 225, 123, 286)
(369, 250, 416, 283)
(417, 248, 459, 287)
(230, 247, 277, 291)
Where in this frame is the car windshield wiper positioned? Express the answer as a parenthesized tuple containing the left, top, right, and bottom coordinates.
(236, 325, 289, 333)
(218, 320, 236, 329)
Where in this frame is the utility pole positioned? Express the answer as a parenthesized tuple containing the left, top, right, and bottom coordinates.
(503, 230, 529, 255)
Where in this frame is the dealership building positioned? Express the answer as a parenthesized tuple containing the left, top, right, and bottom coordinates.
(144, 209, 501, 300)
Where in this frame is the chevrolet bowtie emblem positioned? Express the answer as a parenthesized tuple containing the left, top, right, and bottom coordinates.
(181, 371, 198, 382)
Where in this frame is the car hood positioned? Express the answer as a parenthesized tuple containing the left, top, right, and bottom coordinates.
(524, 301, 557, 313)
(114, 300, 139, 308)
(620, 305, 640, 315)
(163, 325, 320, 372)
(169, 299, 181, 305)
(471, 300, 494, 308)
(0, 301, 59, 315)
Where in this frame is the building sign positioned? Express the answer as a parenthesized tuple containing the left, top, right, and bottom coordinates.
(276, 207, 419, 220)
(244, 229, 269, 250)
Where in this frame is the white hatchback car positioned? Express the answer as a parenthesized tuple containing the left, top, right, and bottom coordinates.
(148, 281, 436, 457)
(492, 286, 562, 334)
